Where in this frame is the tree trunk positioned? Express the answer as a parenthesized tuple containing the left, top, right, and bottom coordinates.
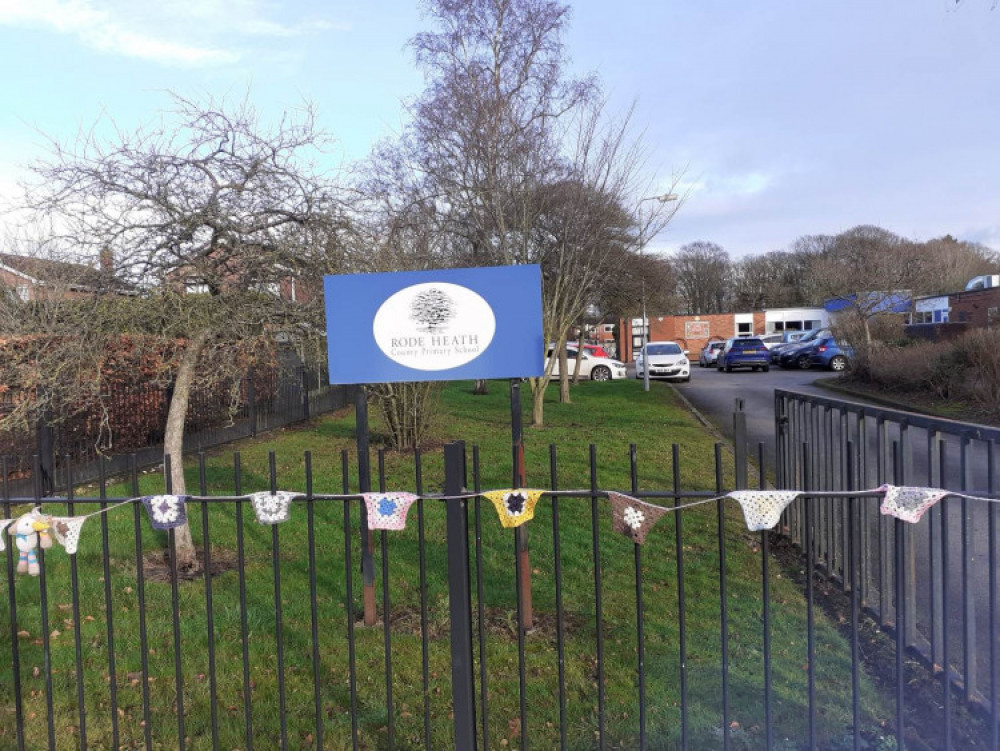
(571, 345, 584, 385)
(473, 379, 489, 395)
(163, 329, 211, 574)
(531, 379, 545, 426)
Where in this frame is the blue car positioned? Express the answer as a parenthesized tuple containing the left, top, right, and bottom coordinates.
(717, 337, 770, 372)
(805, 336, 853, 371)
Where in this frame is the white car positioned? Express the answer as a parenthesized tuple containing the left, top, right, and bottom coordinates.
(546, 348, 628, 381)
(635, 341, 690, 382)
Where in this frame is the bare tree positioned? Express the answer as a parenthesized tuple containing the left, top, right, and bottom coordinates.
(673, 241, 731, 314)
(12, 93, 345, 572)
(809, 225, 924, 343)
(360, 0, 677, 425)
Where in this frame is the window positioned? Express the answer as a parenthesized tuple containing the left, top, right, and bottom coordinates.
(737, 322, 752, 335)
(602, 324, 614, 333)
(185, 279, 210, 295)
(16, 285, 30, 302)
(913, 312, 933, 324)
(989, 307, 999, 325)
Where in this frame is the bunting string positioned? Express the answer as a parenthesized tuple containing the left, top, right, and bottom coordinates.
(2, 484, 998, 576)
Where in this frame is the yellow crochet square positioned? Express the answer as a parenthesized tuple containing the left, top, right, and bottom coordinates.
(482, 489, 544, 528)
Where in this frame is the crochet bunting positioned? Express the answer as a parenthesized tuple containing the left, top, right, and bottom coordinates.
(249, 491, 300, 525)
(141, 495, 189, 530)
(49, 516, 87, 555)
(879, 484, 950, 524)
(607, 492, 669, 544)
(0, 517, 13, 551)
(482, 489, 544, 528)
(362, 492, 419, 531)
(728, 490, 801, 531)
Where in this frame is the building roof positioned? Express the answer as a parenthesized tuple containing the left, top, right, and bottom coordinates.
(0, 252, 135, 295)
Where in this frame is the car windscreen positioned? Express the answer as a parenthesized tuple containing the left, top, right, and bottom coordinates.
(646, 343, 682, 355)
(732, 339, 764, 350)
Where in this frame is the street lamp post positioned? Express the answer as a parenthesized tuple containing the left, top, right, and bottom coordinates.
(638, 193, 678, 392)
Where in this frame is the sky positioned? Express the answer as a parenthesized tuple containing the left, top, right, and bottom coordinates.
(1, 0, 998, 259)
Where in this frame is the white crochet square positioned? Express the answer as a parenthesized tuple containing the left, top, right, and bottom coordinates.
(729, 490, 801, 531)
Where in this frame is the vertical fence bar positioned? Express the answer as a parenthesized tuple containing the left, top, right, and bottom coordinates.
(511, 443, 528, 751)
(64, 461, 88, 750)
(961, 433, 977, 702)
(988, 440, 997, 751)
(673, 444, 688, 749)
(847, 445, 861, 751)
(99, 458, 121, 749)
(415, 449, 433, 751)
(715, 443, 730, 751)
(550, 445, 567, 751)
(131, 465, 153, 750)
(444, 441, 477, 751)
(304, 452, 324, 751)
(32, 456, 56, 750)
(2, 459, 25, 751)
(342, 450, 360, 751)
(929, 431, 943, 673)
(630, 444, 647, 751)
(377, 449, 395, 751)
(233, 453, 254, 751)
(267, 452, 288, 751)
(803, 443, 817, 751)
(472, 447, 490, 751)
(899, 423, 917, 649)
(759, 442, 774, 751)
(198, 456, 220, 751)
(895, 513, 907, 751)
(589, 443, 606, 751)
(941, 444, 953, 751)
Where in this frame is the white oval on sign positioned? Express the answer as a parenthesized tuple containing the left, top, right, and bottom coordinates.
(373, 282, 496, 371)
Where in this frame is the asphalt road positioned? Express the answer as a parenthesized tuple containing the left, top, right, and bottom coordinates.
(655, 358, 845, 473)
(648, 358, 999, 703)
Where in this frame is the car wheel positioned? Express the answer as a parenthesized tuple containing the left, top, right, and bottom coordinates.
(763, 365, 770, 373)
(797, 354, 811, 370)
(725, 365, 733, 373)
(829, 355, 848, 372)
(591, 365, 611, 382)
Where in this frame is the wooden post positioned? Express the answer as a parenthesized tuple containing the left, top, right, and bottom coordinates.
(511, 379, 533, 631)
(355, 387, 377, 627)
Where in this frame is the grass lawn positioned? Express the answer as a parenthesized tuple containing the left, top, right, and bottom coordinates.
(2, 378, 890, 749)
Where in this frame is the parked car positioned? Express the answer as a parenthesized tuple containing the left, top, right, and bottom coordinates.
(804, 336, 853, 371)
(768, 330, 820, 363)
(554, 342, 613, 359)
(546, 348, 627, 381)
(775, 328, 833, 367)
(717, 337, 770, 372)
(758, 333, 786, 349)
(635, 341, 690, 382)
(698, 340, 725, 367)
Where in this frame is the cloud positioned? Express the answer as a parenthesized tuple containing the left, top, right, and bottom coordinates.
(0, 0, 345, 66)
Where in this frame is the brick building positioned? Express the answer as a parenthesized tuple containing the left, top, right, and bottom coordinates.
(618, 307, 828, 361)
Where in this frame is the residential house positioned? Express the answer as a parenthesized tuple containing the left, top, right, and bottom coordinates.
(0, 252, 124, 302)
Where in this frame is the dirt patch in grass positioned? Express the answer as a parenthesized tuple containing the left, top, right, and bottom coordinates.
(769, 533, 994, 751)
(143, 547, 240, 581)
(351, 603, 587, 643)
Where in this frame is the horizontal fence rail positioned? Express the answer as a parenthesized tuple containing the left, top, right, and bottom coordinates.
(1, 428, 997, 749)
(775, 388, 1000, 751)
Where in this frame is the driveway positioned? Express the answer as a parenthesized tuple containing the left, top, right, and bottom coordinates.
(667, 360, 844, 474)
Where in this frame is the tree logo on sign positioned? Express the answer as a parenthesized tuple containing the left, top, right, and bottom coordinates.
(409, 287, 456, 332)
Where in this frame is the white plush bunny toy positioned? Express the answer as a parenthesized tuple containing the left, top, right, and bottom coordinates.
(12, 511, 51, 576)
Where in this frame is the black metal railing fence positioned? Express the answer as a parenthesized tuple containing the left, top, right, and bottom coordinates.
(0, 411, 997, 749)
(775, 388, 1000, 750)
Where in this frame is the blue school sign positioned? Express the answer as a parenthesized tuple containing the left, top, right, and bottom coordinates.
(324, 265, 544, 384)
